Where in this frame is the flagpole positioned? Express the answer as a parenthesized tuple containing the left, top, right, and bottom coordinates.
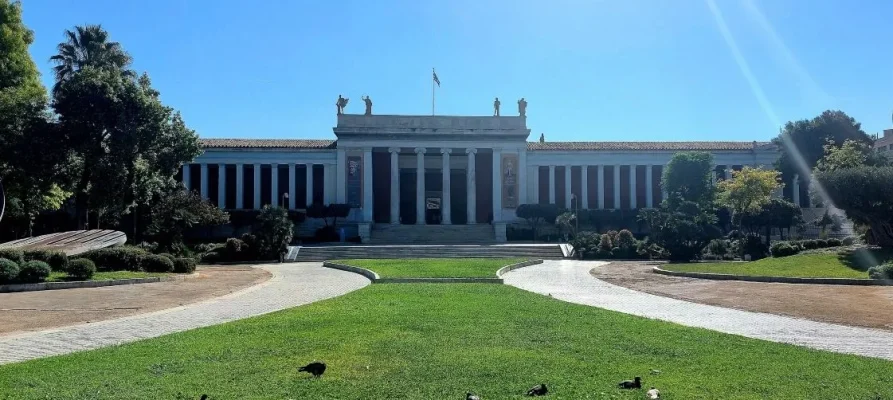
(432, 68, 436, 115)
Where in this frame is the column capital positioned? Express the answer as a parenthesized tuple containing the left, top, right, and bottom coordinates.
(440, 148, 452, 154)
(288, 162, 296, 167)
(362, 147, 373, 152)
(465, 148, 477, 155)
(388, 147, 401, 154)
(414, 147, 427, 154)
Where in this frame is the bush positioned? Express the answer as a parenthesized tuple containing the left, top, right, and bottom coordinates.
(200, 251, 220, 263)
(0, 249, 24, 265)
(705, 239, 729, 258)
(570, 231, 601, 259)
(80, 247, 148, 271)
(842, 236, 857, 246)
(598, 234, 613, 254)
(867, 263, 893, 280)
(173, 257, 197, 274)
(225, 238, 246, 254)
(739, 235, 768, 260)
(23, 249, 68, 271)
(616, 229, 636, 250)
(18, 260, 51, 283)
(770, 241, 800, 258)
(0, 258, 20, 283)
(826, 238, 842, 247)
(136, 241, 159, 253)
(141, 254, 174, 272)
(193, 243, 222, 254)
(801, 239, 818, 250)
(66, 259, 96, 280)
(156, 253, 177, 263)
(610, 246, 622, 258)
(814, 239, 829, 248)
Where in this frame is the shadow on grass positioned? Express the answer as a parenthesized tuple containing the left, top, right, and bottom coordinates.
(836, 247, 893, 272)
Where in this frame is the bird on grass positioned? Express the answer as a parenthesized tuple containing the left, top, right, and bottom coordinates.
(199, 396, 208, 400)
(298, 361, 327, 378)
(618, 376, 642, 389)
(526, 383, 548, 396)
(466, 391, 481, 400)
(646, 387, 660, 399)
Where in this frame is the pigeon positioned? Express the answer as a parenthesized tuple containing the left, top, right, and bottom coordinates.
(298, 361, 327, 377)
(646, 387, 660, 399)
(618, 376, 641, 389)
(466, 392, 481, 400)
(526, 383, 548, 396)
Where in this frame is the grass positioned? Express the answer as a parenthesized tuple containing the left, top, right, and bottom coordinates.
(334, 258, 526, 278)
(47, 271, 171, 282)
(0, 284, 891, 399)
(665, 252, 874, 279)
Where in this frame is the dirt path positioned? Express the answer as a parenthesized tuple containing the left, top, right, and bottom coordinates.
(0, 266, 270, 336)
(593, 262, 893, 331)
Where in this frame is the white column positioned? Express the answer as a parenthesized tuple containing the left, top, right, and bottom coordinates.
(200, 164, 209, 200)
(441, 148, 452, 224)
(415, 147, 426, 225)
(597, 165, 605, 209)
(323, 164, 333, 204)
(793, 174, 801, 207)
(235, 164, 244, 209)
(629, 164, 637, 209)
(466, 149, 477, 224)
(253, 163, 261, 209)
(182, 164, 191, 191)
(613, 164, 621, 209)
(336, 148, 346, 203)
(518, 150, 528, 205)
(581, 166, 588, 209)
(548, 165, 555, 204)
(217, 163, 226, 209)
(271, 163, 279, 207)
(288, 163, 296, 210)
(362, 148, 373, 222)
(646, 165, 654, 208)
(564, 165, 572, 209)
(492, 148, 502, 222)
(389, 148, 400, 224)
(531, 166, 540, 204)
(305, 164, 314, 207)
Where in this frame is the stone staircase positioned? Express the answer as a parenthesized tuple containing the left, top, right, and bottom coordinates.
(369, 224, 495, 244)
(287, 244, 565, 262)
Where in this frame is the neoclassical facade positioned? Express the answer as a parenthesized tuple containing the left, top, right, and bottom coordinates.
(184, 114, 791, 242)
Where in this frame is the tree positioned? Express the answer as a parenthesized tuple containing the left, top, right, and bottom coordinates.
(815, 166, 893, 247)
(638, 202, 720, 261)
(774, 110, 873, 191)
(661, 151, 715, 210)
(49, 24, 133, 91)
(717, 167, 781, 221)
(516, 203, 560, 241)
(254, 206, 294, 260)
(815, 139, 888, 173)
(813, 210, 842, 238)
(147, 190, 229, 253)
(555, 211, 577, 239)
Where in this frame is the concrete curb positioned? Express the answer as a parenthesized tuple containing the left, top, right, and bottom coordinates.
(0, 273, 197, 293)
(496, 259, 544, 277)
(323, 259, 546, 284)
(322, 261, 380, 281)
(652, 266, 892, 286)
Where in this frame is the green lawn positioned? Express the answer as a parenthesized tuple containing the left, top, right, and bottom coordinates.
(664, 252, 873, 278)
(334, 258, 525, 278)
(1, 284, 891, 399)
(47, 271, 171, 282)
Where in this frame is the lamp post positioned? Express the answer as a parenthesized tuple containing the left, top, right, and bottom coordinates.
(281, 192, 289, 209)
(571, 193, 579, 238)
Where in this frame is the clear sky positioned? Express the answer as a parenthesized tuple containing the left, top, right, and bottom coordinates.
(20, 0, 893, 142)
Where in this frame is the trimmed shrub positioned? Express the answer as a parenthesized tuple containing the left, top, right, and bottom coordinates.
(141, 254, 174, 272)
(193, 243, 222, 254)
(0, 258, 20, 283)
(569, 231, 600, 259)
(610, 246, 623, 258)
(598, 234, 613, 254)
(225, 238, 246, 254)
(740, 235, 768, 260)
(770, 241, 800, 258)
(18, 260, 51, 283)
(156, 253, 177, 264)
(616, 229, 636, 249)
(23, 249, 68, 271)
(801, 239, 819, 250)
(705, 239, 729, 258)
(66, 259, 96, 280)
(201, 251, 220, 263)
(80, 247, 148, 271)
(868, 263, 893, 280)
(173, 257, 197, 274)
(814, 239, 829, 248)
(0, 249, 25, 265)
(826, 238, 842, 247)
(842, 236, 857, 246)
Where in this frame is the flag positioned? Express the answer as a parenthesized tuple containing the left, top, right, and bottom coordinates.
(433, 69, 440, 87)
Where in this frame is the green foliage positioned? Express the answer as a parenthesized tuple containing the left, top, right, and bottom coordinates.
(172, 257, 196, 274)
(17, 260, 50, 283)
(770, 241, 801, 258)
(616, 229, 635, 250)
(569, 231, 601, 259)
(815, 166, 893, 247)
(826, 238, 842, 247)
(554, 211, 576, 238)
(0, 248, 24, 264)
(141, 254, 173, 273)
(801, 239, 818, 250)
(667, 253, 870, 279)
(66, 258, 96, 280)
(739, 234, 768, 260)
(661, 151, 716, 209)
(705, 239, 730, 258)
(253, 206, 293, 259)
(842, 236, 857, 246)
(868, 263, 893, 280)
(515, 203, 561, 241)
(577, 209, 641, 232)
(717, 167, 781, 216)
(148, 190, 229, 252)
(815, 139, 888, 173)
(638, 202, 720, 262)
(23, 249, 68, 271)
(598, 233, 613, 255)
(80, 247, 148, 271)
(0, 257, 19, 283)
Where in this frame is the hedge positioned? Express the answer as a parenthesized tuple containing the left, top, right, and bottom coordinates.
(0, 258, 20, 283)
(79, 247, 148, 271)
(18, 260, 51, 283)
(142, 254, 174, 273)
(173, 257, 197, 274)
(868, 263, 893, 280)
(23, 249, 69, 271)
(0, 249, 24, 265)
(67, 259, 97, 280)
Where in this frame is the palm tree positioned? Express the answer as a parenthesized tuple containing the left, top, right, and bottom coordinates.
(49, 24, 132, 87)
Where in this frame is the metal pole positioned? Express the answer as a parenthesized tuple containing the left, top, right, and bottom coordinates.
(432, 68, 435, 115)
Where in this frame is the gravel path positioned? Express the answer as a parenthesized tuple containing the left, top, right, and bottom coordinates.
(0, 263, 369, 365)
(503, 260, 893, 361)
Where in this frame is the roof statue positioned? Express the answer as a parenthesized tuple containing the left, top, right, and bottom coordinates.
(493, 97, 501, 116)
(336, 95, 349, 115)
(362, 96, 373, 116)
(518, 98, 527, 117)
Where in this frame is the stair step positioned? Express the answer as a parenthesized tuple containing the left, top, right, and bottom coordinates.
(288, 244, 565, 262)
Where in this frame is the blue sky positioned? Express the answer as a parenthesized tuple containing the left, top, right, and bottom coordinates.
(21, 0, 893, 142)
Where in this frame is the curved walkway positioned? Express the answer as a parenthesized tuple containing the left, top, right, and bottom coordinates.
(503, 260, 893, 361)
(0, 263, 369, 365)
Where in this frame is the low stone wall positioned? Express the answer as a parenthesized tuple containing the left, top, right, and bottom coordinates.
(322, 261, 380, 281)
(652, 267, 892, 286)
(0, 273, 196, 293)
